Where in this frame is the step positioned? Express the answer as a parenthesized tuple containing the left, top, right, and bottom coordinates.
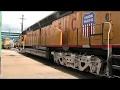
(113, 75, 120, 78)
(112, 65, 120, 70)
(112, 55, 120, 59)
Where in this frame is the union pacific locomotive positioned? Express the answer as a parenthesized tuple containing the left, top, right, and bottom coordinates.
(17, 11, 120, 78)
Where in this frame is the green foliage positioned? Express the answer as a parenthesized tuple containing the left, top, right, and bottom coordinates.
(0, 12, 2, 56)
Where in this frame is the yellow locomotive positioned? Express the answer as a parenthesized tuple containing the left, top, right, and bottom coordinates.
(2, 38, 11, 49)
(18, 11, 120, 78)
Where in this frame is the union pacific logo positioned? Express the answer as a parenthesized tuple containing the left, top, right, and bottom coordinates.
(83, 12, 95, 24)
(82, 12, 96, 38)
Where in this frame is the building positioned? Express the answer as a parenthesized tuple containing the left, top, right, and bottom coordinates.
(1, 32, 20, 41)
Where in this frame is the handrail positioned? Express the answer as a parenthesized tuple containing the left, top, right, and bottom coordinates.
(88, 23, 104, 46)
(102, 22, 112, 58)
(103, 22, 112, 77)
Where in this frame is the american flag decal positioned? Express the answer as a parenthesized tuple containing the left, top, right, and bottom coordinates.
(83, 12, 95, 38)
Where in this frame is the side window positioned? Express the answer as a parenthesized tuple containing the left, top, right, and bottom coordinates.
(105, 13, 109, 22)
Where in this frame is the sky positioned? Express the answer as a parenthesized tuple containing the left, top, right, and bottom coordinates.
(2, 11, 54, 33)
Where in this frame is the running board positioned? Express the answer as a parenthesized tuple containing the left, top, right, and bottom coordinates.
(112, 55, 120, 59)
(113, 75, 120, 78)
(112, 65, 120, 70)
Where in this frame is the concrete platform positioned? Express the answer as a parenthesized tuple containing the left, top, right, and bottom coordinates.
(0, 49, 78, 79)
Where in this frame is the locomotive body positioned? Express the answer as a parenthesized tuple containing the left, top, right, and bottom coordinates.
(2, 38, 11, 49)
(18, 11, 120, 78)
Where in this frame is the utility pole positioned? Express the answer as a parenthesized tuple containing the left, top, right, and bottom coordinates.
(20, 15, 25, 33)
(20, 15, 25, 50)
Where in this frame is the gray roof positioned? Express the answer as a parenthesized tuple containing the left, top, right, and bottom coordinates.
(1, 32, 20, 41)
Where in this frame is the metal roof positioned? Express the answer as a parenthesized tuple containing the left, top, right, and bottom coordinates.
(1, 32, 20, 41)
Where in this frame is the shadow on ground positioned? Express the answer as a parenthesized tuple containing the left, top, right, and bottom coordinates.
(19, 52, 101, 79)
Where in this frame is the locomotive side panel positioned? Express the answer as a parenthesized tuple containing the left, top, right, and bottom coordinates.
(23, 35, 27, 46)
(26, 32, 29, 46)
(99, 11, 113, 45)
(53, 26, 62, 45)
(49, 24, 55, 45)
(41, 28, 46, 46)
(32, 30, 35, 46)
(31, 31, 33, 46)
(39, 29, 41, 45)
(51, 21, 61, 45)
(30, 31, 33, 46)
(35, 30, 37, 46)
(26, 32, 28, 46)
(90, 11, 113, 45)
(45, 26, 48, 45)
(29, 31, 31, 46)
(68, 11, 78, 45)
(53, 17, 67, 45)
(45, 26, 51, 45)
(27, 32, 30, 46)
(34, 30, 36, 46)
(110, 11, 120, 45)
(66, 13, 71, 45)
(47, 25, 52, 45)
(47, 23, 62, 45)
(90, 11, 103, 45)
(63, 16, 69, 45)
(41, 28, 43, 46)
(36, 29, 40, 46)
(34, 29, 39, 46)
(77, 11, 111, 46)
(77, 11, 82, 45)
(61, 17, 67, 45)
(22, 11, 120, 47)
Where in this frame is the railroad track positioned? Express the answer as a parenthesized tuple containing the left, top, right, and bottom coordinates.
(18, 52, 101, 79)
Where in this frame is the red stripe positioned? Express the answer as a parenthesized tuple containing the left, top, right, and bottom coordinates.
(40, 45, 113, 48)
(104, 45, 112, 48)
(91, 45, 112, 48)
(112, 45, 120, 48)
(24, 45, 120, 48)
